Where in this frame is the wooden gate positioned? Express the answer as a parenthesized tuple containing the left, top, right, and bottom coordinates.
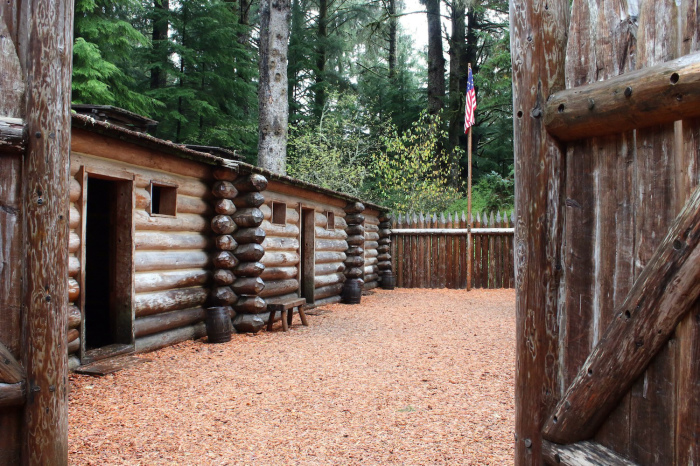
(512, 0, 700, 464)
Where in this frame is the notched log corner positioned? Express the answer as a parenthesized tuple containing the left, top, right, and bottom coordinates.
(0, 117, 27, 156)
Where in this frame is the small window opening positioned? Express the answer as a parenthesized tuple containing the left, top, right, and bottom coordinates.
(326, 211, 335, 230)
(272, 202, 287, 225)
(150, 182, 177, 216)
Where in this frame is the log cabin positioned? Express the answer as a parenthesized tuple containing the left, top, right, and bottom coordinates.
(65, 106, 392, 369)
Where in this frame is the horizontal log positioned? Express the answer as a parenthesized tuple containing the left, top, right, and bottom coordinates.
(378, 237, 390, 245)
(70, 178, 81, 203)
(345, 225, 364, 236)
(234, 295, 267, 314)
(235, 243, 265, 262)
(315, 239, 347, 252)
(335, 216, 348, 229)
(364, 263, 378, 273)
(0, 382, 25, 409)
(545, 51, 700, 142)
(68, 278, 80, 303)
(365, 257, 378, 267)
(68, 305, 81, 329)
(69, 231, 80, 253)
(344, 201, 364, 214)
(378, 262, 392, 271)
(345, 213, 364, 225)
(258, 279, 298, 298)
(377, 245, 390, 254)
(346, 235, 364, 246)
(213, 269, 235, 286)
(135, 232, 209, 251)
(364, 273, 378, 283)
(215, 235, 238, 251)
(135, 269, 210, 293)
(135, 322, 207, 353)
(214, 199, 236, 215)
(68, 355, 81, 371)
(69, 203, 80, 229)
(314, 283, 344, 300)
(261, 220, 299, 238)
(212, 181, 238, 199)
(363, 280, 378, 291)
(232, 208, 264, 228)
(211, 215, 237, 235)
(234, 174, 268, 192)
(345, 246, 363, 256)
(234, 227, 266, 244)
(364, 214, 380, 225)
(365, 248, 379, 258)
(261, 251, 300, 267)
(365, 231, 380, 241)
(69, 255, 80, 277)
(316, 251, 346, 264)
(364, 241, 379, 251)
(345, 267, 363, 278)
(315, 226, 347, 240)
(260, 204, 300, 224)
(177, 195, 212, 216)
(262, 236, 299, 252)
(364, 222, 379, 232)
(233, 192, 265, 208)
(234, 262, 265, 277)
(212, 286, 237, 305)
(377, 253, 391, 262)
(213, 251, 239, 269)
(67, 329, 79, 344)
(542, 441, 637, 466)
(315, 273, 345, 288)
(134, 211, 208, 232)
(135, 287, 208, 317)
(232, 313, 269, 333)
(213, 167, 238, 181)
(0, 117, 26, 155)
(543, 182, 700, 444)
(345, 255, 365, 268)
(67, 337, 80, 354)
(0, 342, 24, 384)
(313, 295, 342, 307)
(232, 277, 265, 295)
(135, 250, 209, 272)
(315, 262, 345, 276)
(314, 212, 328, 227)
(260, 266, 298, 280)
(134, 187, 150, 210)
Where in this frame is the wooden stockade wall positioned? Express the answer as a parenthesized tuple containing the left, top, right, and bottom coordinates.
(390, 211, 514, 289)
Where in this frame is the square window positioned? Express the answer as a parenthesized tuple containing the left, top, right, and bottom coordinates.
(150, 182, 177, 216)
(272, 202, 287, 225)
(326, 211, 335, 230)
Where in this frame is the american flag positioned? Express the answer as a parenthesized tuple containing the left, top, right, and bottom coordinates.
(464, 67, 476, 132)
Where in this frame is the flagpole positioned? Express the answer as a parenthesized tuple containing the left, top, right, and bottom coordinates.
(466, 63, 473, 292)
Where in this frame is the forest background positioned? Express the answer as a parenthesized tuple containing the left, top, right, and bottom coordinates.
(72, 0, 513, 213)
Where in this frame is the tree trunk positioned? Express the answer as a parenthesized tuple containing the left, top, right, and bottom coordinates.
(313, 0, 328, 119)
(425, 0, 445, 115)
(258, 0, 290, 175)
(150, 0, 169, 90)
(388, 0, 397, 78)
(447, 0, 466, 187)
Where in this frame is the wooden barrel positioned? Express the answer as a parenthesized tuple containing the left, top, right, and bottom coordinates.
(205, 306, 233, 343)
(381, 271, 395, 290)
(342, 279, 363, 304)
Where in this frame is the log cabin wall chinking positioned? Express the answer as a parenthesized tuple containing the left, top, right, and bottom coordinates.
(66, 112, 391, 369)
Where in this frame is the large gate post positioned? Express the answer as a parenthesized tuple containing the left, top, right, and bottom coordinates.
(18, 0, 74, 464)
(510, 0, 568, 463)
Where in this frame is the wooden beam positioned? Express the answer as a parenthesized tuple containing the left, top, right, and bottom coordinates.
(542, 440, 638, 466)
(543, 183, 700, 444)
(19, 0, 74, 463)
(545, 52, 700, 142)
(0, 382, 25, 409)
(0, 117, 26, 155)
(0, 342, 25, 384)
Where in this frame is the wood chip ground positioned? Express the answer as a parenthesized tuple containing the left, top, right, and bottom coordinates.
(69, 289, 516, 465)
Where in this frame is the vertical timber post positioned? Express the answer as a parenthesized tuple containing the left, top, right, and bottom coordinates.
(510, 0, 568, 463)
(18, 0, 74, 463)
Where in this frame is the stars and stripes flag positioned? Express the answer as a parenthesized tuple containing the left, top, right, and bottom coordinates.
(464, 67, 476, 132)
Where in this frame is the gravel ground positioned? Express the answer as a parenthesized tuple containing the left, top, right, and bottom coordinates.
(69, 288, 516, 465)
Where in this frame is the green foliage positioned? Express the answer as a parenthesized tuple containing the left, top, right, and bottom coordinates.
(367, 112, 461, 212)
(448, 169, 514, 214)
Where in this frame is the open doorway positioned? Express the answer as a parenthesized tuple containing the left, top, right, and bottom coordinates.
(299, 208, 316, 304)
(82, 174, 134, 363)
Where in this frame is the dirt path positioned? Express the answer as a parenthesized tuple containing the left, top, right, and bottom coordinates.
(69, 288, 516, 465)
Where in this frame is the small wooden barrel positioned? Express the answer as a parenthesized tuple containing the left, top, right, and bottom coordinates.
(205, 306, 233, 343)
(381, 271, 396, 290)
(342, 279, 363, 304)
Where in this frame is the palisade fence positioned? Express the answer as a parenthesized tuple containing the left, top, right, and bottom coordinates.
(390, 211, 514, 289)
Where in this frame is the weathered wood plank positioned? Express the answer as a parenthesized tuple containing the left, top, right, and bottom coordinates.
(543, 183, 700, 444)
(0, 342, 24, 384)
(0, 383, 25, 409)
(542, 440, 638, 466)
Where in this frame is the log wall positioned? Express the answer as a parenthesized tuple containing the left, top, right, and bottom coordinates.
(363, 211, 380, 290)
(313, 209, 347, 306)
(259, 201, 300, 302)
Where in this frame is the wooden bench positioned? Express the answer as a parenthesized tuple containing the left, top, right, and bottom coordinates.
(266, 297, 309, 332)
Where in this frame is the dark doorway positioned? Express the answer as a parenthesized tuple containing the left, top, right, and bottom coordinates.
(300, 208, 316, 304)
(83, 176, 134, 361)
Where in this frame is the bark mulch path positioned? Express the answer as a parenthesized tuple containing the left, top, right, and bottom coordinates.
(69, 288, 516, 465)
